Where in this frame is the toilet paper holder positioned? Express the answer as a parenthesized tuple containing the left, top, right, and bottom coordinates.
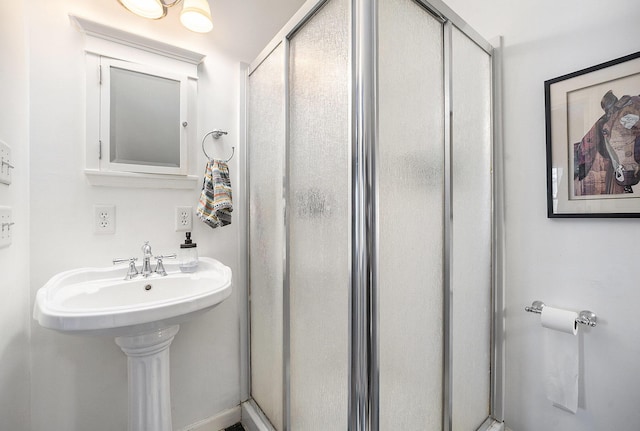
(525, 301, 597, 327)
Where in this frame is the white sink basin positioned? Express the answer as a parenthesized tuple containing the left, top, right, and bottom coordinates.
(34, 256, 232, 431)
(34, 256, 232, 336)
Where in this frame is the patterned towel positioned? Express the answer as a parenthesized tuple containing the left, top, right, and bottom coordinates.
(197, 159, 232, 228)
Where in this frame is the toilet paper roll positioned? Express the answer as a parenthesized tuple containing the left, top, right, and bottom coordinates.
(541, 306, 580, 413)
(541, 306, 578, 335)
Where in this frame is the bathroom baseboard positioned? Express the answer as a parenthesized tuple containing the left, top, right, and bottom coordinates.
(177, 406, 241, 431)
(241, 399, 275, 431)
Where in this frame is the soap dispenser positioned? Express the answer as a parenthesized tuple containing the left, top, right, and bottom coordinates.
(179, 232, 198, 273)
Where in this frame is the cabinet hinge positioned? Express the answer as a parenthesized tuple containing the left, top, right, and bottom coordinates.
(98, 140, 102, 160)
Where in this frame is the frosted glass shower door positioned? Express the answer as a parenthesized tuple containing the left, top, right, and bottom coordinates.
(288, 0, 351, 429)
(450, 26, 493, 431)
(378, 3, 494, 429)
(248, 43, 285, 431)
(378, 0, 444, 429)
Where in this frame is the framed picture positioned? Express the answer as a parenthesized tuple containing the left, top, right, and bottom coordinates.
(545, 51, 640, 217)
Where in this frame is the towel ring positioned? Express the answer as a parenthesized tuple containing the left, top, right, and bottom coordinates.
(201, 130, 234, 162)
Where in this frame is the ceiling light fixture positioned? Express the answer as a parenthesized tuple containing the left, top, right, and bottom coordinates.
(117, 0, 213, 33)
(180, 0, 214, 33)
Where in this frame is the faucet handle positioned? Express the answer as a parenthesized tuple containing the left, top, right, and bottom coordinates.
(113, 257, 138, 265)
(155, 254, 177, 260)
(154, 254, 176, 276)
(113, 257, 139, 280)
(141, 241, 152, 257)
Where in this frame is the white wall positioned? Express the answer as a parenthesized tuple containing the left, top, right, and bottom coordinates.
(0, 0, 31, 429)
(445, 0, 640, 430)
(26, 1, 243, 430)
(11, 0, 639, 429)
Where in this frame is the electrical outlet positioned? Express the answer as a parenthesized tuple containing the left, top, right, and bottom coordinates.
(94, 205, 115, 234)
(175, 206, 193, 231)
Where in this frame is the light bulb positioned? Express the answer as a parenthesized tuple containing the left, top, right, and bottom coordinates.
(118, 0, 166, 19)
(180, 0, 213, 33)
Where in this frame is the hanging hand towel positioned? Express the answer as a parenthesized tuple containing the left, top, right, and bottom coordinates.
(197, 159, 232, 228)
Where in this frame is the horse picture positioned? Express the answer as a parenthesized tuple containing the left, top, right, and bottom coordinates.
(573, 90, 640, 196)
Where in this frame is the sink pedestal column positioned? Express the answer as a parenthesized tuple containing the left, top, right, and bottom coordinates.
(115, 325, 180, 431)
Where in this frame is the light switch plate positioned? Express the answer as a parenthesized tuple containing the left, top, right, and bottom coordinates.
(0, 206, 12, 248)
(0, 140, 12, 185)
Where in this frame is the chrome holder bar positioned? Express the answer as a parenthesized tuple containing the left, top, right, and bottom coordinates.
(525, 301, 598, 327)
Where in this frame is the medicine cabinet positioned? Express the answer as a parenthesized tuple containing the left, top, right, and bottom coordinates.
(72, 16, 205, 188)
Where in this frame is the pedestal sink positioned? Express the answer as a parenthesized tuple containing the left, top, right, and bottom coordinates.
(33, 257, 232, 431)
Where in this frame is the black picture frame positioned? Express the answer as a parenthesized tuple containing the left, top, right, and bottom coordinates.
(545, 51, 640, 217)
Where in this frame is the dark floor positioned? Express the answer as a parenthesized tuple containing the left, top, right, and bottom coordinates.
(225, 424, 245, 431)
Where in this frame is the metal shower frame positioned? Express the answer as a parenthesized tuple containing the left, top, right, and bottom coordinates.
(242, 0, 506, 429)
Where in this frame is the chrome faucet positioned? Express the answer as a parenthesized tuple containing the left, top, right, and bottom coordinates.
(113, 242, 176, 280)
(141, 241, 153, 278)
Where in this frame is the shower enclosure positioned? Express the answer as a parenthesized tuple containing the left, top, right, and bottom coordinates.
(245, 0, 502, 429)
